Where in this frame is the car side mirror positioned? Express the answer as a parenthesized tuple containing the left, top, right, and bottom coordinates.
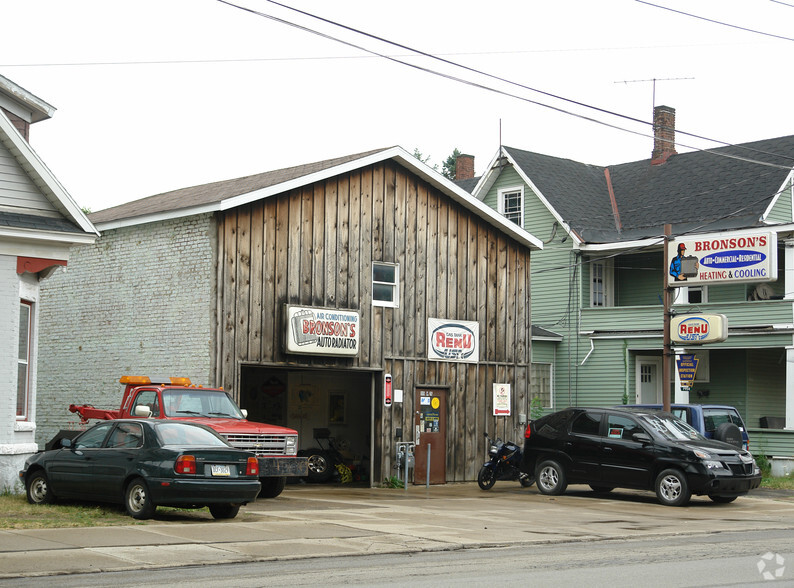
(633, 433, 652, 444)
(240, 409, 248, 418)
(61, 438, 72, 449)
(133, 405, 152, 418)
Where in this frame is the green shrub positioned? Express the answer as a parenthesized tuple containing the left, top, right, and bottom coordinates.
(382, 475, 405, 489)
(530, 396, 544, 420)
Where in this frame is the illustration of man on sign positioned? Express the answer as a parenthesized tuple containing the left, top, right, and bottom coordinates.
(670, 243, 698, 281)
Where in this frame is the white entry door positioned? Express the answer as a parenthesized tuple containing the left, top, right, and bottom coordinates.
(636, 357, 662, 404)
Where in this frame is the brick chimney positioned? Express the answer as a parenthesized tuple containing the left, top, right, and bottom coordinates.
(456, 153, 475, 180)
(651, 105, 677, 164)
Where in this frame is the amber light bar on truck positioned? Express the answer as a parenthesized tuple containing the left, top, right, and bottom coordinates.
(120, 376, 192, 387)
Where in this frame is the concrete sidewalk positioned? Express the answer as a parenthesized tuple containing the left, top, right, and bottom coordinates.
(1, 483, 793, 580)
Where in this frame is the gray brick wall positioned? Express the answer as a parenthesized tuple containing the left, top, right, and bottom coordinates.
(36, 213, 217, 447)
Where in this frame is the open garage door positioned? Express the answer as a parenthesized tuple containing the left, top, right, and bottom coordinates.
(240, 367, 373, 485)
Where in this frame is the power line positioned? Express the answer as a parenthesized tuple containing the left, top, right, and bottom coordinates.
(215, 0, 794, 170)
(0, 41, 751, 68)
(636, 1, 794, 42)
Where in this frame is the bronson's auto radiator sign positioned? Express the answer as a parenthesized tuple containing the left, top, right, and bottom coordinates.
(285, 305, 359, 357)
(668, 229, 777, 287)
(427, 318, 480, 363)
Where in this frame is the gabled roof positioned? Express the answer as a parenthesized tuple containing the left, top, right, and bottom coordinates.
(474, 136, 794, 245)
(91, 146, 543, 251)
(0, 109, 98, 239)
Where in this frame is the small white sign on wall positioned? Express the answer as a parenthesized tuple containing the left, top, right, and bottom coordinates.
(493, 383, 511, 416)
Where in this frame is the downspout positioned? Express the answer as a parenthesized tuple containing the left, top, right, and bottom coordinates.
(623, 340, 630, 404)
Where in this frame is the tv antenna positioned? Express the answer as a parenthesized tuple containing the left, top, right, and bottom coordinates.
(614, 77, 695, 110)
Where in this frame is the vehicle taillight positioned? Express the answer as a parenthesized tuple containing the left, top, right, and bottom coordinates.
(246, 457, 259, 476)
(524, 423, 532, 439)
(175, 454, 196, 474)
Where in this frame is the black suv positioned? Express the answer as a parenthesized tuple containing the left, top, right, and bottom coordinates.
(522, 407, 761, 506)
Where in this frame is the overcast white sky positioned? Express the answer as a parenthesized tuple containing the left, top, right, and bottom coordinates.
(1, 0, 790, 212)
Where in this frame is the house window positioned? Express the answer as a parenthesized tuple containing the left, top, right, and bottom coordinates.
(498, 187, 524, 227)
(590, 258, 614, 307)
(17, 301, 32, 419)
(531, 363, 552, 408)
(373, 262, 399, 308)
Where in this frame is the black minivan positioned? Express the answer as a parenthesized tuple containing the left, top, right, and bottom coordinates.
(522, 407, 761, 506)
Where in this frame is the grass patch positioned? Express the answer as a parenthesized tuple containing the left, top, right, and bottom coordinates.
(0, 493, 139, 529)
(0, 493, 261, 529)
(761, 475, 794, 490)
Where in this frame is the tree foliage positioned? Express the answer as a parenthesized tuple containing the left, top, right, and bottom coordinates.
(412, 147, 462, 179)
(441, 148, 461, 180)
(411, 148, 437, 171)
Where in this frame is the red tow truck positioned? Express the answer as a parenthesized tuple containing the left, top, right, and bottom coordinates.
(67, 375, 307, 498)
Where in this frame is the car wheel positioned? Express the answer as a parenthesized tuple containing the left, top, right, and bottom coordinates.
(304, 450, 333, 482)
(125, 477, 156, 519)
(589, 485, 614, 493)
(259, 476, 287, 498)
(477, 466, 497, 490)
(714, 422, 743, 449)
(209, 503, 240, 519)
(655, 469, 691, 506)
(519, 474, 536, 488)
(535, 460, 567, 496)
(26, 470, 55, 505)
(709, 495, 738, 504)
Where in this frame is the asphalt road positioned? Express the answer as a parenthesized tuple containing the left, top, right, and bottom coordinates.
(6, 529, 792, 587)
(2, 483, 793, 584)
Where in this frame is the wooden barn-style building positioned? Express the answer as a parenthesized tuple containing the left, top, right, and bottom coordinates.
(37, 146, 542, 485)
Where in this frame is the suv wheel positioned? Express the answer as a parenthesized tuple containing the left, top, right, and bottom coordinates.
(535, 460, 567, 496)
(655, 468, 691, 506)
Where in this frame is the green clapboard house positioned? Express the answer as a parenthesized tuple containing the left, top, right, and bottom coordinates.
(461, 106, 794, 470)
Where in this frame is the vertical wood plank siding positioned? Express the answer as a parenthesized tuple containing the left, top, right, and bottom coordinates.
(217, 161, 533, 482)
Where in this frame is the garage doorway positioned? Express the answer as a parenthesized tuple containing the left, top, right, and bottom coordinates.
(240, 366, 373, 484)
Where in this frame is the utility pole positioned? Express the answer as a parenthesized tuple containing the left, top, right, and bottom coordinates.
(662, 224, 672, 412)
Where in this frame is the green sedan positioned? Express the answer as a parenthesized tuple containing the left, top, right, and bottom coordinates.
(20, 419, 261, 519)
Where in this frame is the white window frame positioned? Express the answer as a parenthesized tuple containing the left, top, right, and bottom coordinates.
(590, 258, 614, 307)
(497, 186, 524, 227)
(530, 362, 553, 409)
(372, 262, 399, 308)
(17, 300, 32, 420)
(673, 285, 708, 304)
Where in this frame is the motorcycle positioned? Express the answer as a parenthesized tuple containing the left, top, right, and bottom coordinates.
(477, 431, 535, 490)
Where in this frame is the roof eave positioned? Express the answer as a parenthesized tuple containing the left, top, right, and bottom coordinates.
(0, 110, 98, 236)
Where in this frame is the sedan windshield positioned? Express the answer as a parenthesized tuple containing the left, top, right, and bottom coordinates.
(639, 413, 705, 442)
(155, 422, 231, 446)
(162, 389, 243, 418)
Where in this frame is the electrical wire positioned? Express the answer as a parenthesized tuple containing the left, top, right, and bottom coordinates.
(217, 0, 794, 170)
(636, 1, 794, 42)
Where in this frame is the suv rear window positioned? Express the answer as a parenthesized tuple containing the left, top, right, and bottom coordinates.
(702, 408, 744, 433)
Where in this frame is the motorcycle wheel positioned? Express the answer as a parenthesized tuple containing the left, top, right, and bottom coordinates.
(519, 474, 536, 488)
(477, 465, 497, 490)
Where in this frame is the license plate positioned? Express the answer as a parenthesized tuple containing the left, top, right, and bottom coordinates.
(211, 464, 230, 477)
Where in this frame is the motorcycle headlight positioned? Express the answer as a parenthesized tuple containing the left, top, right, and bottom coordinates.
(488, 445, 498, 455)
